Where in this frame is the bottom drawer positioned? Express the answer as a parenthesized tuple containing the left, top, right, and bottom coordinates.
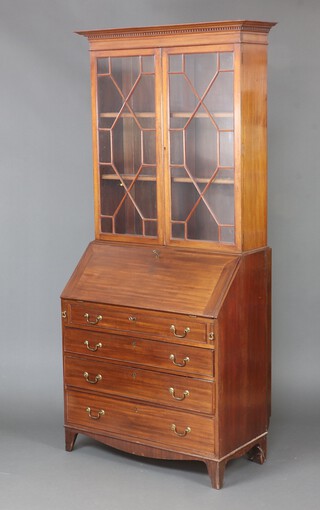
(66, 390, 214, 455)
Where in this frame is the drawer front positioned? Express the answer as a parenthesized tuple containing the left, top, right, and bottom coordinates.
(66, 302, 211, 344)
(64, 356, 214, 414)
(66, 390, 215, 454)
(64, 328, 214, 378)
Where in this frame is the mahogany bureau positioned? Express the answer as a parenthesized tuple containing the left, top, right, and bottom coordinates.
(61, 20, 275, 489)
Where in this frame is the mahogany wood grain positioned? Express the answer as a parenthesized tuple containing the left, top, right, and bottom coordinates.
(62, 20, 275, 489)
(77, 20, 275, 51)
(63, 327, 214, 377)
(61, 241, 239, 317)
(266, 249, 272, 424)
(68, 301, 208, 343)
(78, 21, 275, 252)
(239, 43, 269, 251)
(65, 390, 215, 455)
(64, 355, 214, 414)
(65, 429, 78, 452)
(215, 248, 271, 457)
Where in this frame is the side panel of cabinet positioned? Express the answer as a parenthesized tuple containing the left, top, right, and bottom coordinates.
(215, 248, 271, 457)
(237, 43, 269, 251)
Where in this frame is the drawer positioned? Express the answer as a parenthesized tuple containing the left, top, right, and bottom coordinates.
(65, 390, 215, 455)
(64, 356, 214, 414)
(64, 301, 213, 344)
(64, 328, 214, 378)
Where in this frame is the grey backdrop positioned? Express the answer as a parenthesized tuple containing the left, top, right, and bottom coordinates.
(1, 1, 319, 509)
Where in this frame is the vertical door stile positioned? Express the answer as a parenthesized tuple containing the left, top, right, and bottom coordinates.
(161, 50, 171, 244)
(155, 48, 165, 245)
(233, 44, 242, 251)
(91, 53, 101, 239)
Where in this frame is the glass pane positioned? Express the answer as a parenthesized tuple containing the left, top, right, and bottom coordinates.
(168, 51, 235, 244)
(187, 200, 219, 241)
(185, 53, 218, 97)
(128, 75, 155, 128)
(220, 226, 234, 243)
(99, 130, 111, 163)
(99, 164, 118, 179)
(170, 131, 184, 165)
(203, 181, 235, 225)
(185, 115, 217, 179)
(96, 54, 157, 237)
(171, 222, 185, 239)
(142, 131, 156, 164)
(110, 57, 140, 97)
(98, 76, 123, 128)
(171, 182, 199, 221)
(140, 166, 156, 177)
(220, 132, 234, 167)
(97, 58, 110, 75)
(112, 115, 141, 175)
(114, 195, 143, 235)
(100, 178, 125, 216)
(144, 220, 157, 237)
(204, 72, 234, 114)
(219, 52, 234, 71)
(214, 168, 234, 184)
(171, 166, 190, 182)
(169, 55, 183, 73)
(169, 75, 196, 115)
(214, 114, 234, 131)
(101, 217, 113, 233)
(130, 181, 157, 219)
(142, 56, 154, 73)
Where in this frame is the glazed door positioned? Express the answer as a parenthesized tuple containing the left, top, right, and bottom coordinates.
(163, 47, 236, 248)
(93, 50, 164, 243)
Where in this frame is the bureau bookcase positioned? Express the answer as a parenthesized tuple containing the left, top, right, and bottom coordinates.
(61, 20, 275, 489)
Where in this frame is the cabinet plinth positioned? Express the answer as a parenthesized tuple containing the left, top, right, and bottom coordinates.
(61, 19, 275, 489)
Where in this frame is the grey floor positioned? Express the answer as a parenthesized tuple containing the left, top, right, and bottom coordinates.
(1, 397, 319, 510)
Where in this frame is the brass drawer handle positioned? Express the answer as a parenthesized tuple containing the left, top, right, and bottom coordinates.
(86, 407, 105, 420)
(84, 340, 102, 352)
(171, 424, 191, 437)
(84, 313, 102, 325)
(83, 372, 102, 384)
(169, 387, 190, 401)
(169, 354, 190, 367)
(128, 316, 136, 322)
(170, 325, 190, 338)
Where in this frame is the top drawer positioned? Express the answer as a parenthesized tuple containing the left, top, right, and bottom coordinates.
(62, 300, 214, 345)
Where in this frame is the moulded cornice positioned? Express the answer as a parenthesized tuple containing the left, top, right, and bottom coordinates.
(76, 20, 276, 41)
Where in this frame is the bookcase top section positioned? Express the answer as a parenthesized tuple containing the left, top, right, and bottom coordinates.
(61, 241, 240, 318)
(76, 20, 276, 42)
